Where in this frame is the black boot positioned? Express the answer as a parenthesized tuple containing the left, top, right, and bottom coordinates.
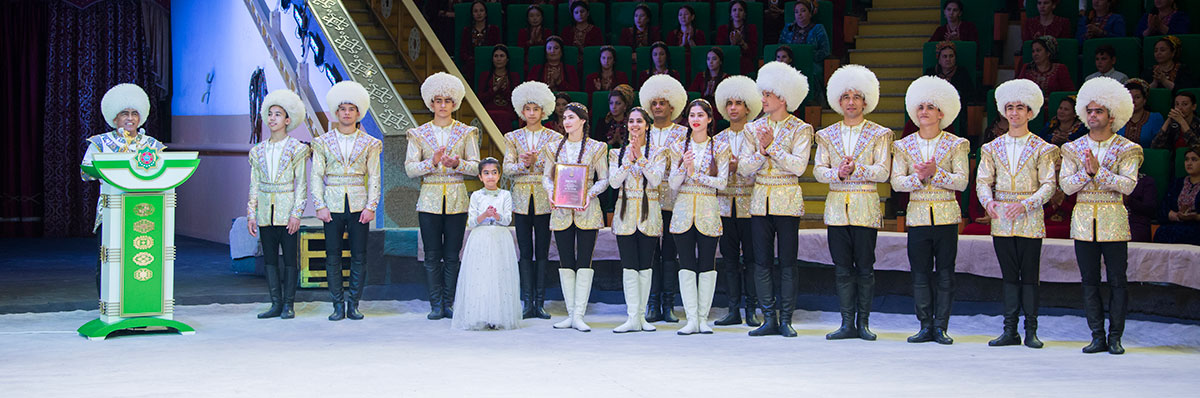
(744, 272, 761, 327)
(281, 267, 297, 319)
(1022, 284, 1042, 348)
(533, 259, 551, 319)
(519, 256, 536, 319)
(908, 328, 935, 343)
(933, 328, 954, 345)
(645, 292, 663, 322)
(257, 264, 283, 319)
(1082, 336, 1109, 353)
(443, 260, 460, 319)
(326, 260, 345, 321)
(346, 267, 365, 320)
(749, 310, 780, 336)
(826, 272, 858, 340)
(1108, 284, 1127, 355)
(988, 283, 1021, 346)
(779, 311, 797, 337)
(661, 291, 680, 323)
(857, 274, 877, 341)
(425, 259, 444, 320)
(328, 301, 345, 321)
(744, 305, 761, 327)
(534, 290, 551, 319)
(714, 265, 743, 326)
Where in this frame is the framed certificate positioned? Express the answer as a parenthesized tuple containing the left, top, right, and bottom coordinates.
(552, 164, 589, 209)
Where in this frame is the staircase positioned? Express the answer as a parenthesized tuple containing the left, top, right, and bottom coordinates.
(344, 1, 431, 126)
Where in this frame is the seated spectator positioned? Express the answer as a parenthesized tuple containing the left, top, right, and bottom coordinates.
(717, 0, 760, 75)
(774, 45, 794, 65)
(929, 0, 979, 43)
(585, 46, 630, 94)
(1151, 92, 1200, 149)
(1017, 36, 1074, 97)
(1038, 95, 1088, 145)
(619, 4, 661, 49)
(1126, 172, 1157, 243)
(543, 92, 572, 135)
(561, 1, 603, 50)
(688, 47, 730, 107)
(763, 0, 786, 46)
(1084, 44, 1129, 83)
(598, 84, 634, 147)
(1138, 0, 1191, 37)
(926, 41, 977, 105)
(1154, 145, 1200, 246)
(459, 1, 500, 87)
(478, 45, 520, 131)
(637, 42, 681, 89)
(779, 0, 830, 65)
(516, 5, 549, 49)
(1022, 0, 1072, 41)
(1077, 0, 1126, 43)
(1144, 36, 1194, 91)
(1116, 79, 1164, 147)
(526, 36, 580, 92)
(667, 5, 706, 47)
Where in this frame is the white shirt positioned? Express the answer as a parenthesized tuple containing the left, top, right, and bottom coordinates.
(1004, 133, 1032, 173)
(431, 123, 452, 148)
(689, 139, 711, 171)
(468, 188, 513, 227)
(1087, 134, 1116, 161)
(336, 131, 357, 161)
(1084, 69, 1129, 84)
(650, 125, 674, 149)
(918, 133, 940, 162)
(727, 129, 744, 157)
(525, 128, 540, 152)
(558, 138, 586, 164)
(841, 121, 865, 155)
(265, 138, 288, 178)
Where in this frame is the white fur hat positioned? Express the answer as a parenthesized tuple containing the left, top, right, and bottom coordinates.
(826, 64, 880, 116)
(510, 81, 556, 121)
(1075, 76, 1134, 132)
(101, 83, 150, 129)
(755, 61, 809, 113)
(421, 72, 466, 112)
(715, 75, 763, 121)
(994, 79, 1044, 119)
(326, 80, 371, 122)
(904, 76, 961, 130)
(260, 89, 307, 132)
(639, 74, 688, 121)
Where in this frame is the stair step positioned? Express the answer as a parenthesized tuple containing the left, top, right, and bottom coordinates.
(855, 35, 930, 49)
(867, 7, 941, 21)
(849, 48, 922, 65)
(858, 22, 940, 36)
(873, 0, 941, 7)
(879, 77, 916, 92)
(869, 64, 924, 79)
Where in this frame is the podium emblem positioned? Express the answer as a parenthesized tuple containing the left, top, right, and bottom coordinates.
(135, 147, 159, 171)
(133, 219, 155, 234)
(133, 252, 155, 267)
(134, 202, 155, 217)
(133, 268, 154, 282)
(133, 235, 154, 250)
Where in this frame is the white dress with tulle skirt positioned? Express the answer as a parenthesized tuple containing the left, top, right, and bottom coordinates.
(451, 188, 522, 330)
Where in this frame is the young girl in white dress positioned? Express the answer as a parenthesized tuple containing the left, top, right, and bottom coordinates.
(452, 158, 522, 330)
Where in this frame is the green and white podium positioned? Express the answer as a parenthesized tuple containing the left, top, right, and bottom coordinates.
(78, 148, 200, 340)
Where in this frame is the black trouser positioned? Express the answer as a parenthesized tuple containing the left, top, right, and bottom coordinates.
(514, 200, 552, 303)
(720, 216, 757, 310)
(651, 210, 680, 303)
(828, 225, 879, 320)
(260, 224, 299, 305)
(555, 225, 598, 270)
(752, 214, 799, 315)
(993, 236, 1042, 331)
(1074, 240, 1129, 339)
(673, 227, 719, 272)
(907, 225, 958, 330)
(617, 231, 657, 271)
(325, 209, 369, 305)
(419, 211, 468, 310)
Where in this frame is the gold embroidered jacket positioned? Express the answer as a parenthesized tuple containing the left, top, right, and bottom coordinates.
(404, 120, 481, 214)
(1059, 135, 1143, 242)
(714, 128, 755, 218)
(737, 115, 814, 217)
(504, 127, 563, 215)
(667, 138, 731, 237)
(609, 145, 667, 236)
(542, 138, 609, 231)
(976, 133, 1059, 238)
(247, 137, 310, 226)
(81, 129, 166, 231)
(649, 124, 689, 211)
(311, 129, 382, 214)
(890, 131, 970, 227)
(814, 120, 893, 228)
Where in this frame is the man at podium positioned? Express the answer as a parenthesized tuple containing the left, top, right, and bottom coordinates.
(80, 83, 166, 298)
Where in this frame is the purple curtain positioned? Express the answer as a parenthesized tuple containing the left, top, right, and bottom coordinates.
(42, 0, 168, 237)
(0, 1, 49, 237)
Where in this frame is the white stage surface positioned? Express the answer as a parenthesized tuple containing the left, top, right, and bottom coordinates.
(3, 301, 1198, 397)
(421, 228, 1200, 289)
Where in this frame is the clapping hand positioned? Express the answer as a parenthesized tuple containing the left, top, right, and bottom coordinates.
(1003, 202, 1026, 219)
(756, 124, 773, 154)
(442, 153, 460, 169)
(914, 159, 936, 181)
(682, 150, 696, 175)
(432, 146, 445, 166)
(520, 150, 535, 167)
(837, 156, 855, 180)
(1084, 149, 1100, 175)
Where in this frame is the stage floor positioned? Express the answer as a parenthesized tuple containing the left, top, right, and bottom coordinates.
(2, 301, 1198, 397)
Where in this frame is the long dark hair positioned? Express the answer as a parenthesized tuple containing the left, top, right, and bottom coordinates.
(552, 102, 592, 184)
(681, 99, 718, 177)
(619, 107, 655, 222)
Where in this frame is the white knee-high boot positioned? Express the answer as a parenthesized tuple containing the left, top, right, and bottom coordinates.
(677, 270, 699, 335)
(553, 269, 576, 329)
(638, 269, 656, 331)
(614, 269, 641, 333)
(698, 270, 718, 334)
(573, 268, 595, 332)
